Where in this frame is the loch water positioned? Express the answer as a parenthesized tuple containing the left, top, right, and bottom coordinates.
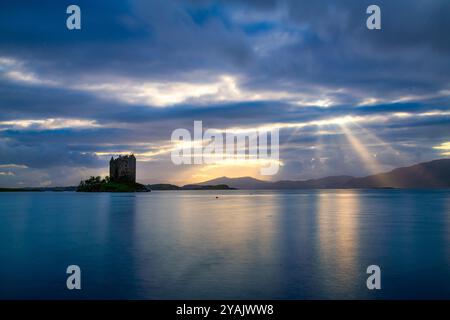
(0, 189, 449, 299)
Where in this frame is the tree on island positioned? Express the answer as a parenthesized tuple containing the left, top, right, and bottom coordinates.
(77, 176, 149, 192)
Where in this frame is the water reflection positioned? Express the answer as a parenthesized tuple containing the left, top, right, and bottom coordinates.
(132, 192, 279, 298)
(316, 191, 361, 297)
(1, 190, 450, 299)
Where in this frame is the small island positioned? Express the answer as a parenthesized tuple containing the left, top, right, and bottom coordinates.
(77, 176, 150, 192)
(77, 155, 150, 192)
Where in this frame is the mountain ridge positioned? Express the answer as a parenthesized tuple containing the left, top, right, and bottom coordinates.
(197, 159, 450, 189)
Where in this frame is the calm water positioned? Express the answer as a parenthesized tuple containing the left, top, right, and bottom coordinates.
(0, 190, 449, 299)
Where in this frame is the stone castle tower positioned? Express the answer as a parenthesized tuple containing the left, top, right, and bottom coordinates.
(109, 154, 136, 183)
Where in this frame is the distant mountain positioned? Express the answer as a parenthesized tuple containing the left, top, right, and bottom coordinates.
(198, 176, 269, 189)
(147, 184, 181, 190)
(147, 183, 235, 190)
(197, 159, 450, 189)
(182, 184, 236, 190)
(344, 159, 450, 188)
(199, 175, 354, 189)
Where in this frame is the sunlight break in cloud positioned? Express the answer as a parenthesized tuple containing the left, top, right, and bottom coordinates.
(0, 56, 56, 86)
(0, 118, 101, 130)
(433, 142, 450, 156)
(0, 164, 28, 169)
(0, 171, 15, 176)
(0, 56, 341, 107)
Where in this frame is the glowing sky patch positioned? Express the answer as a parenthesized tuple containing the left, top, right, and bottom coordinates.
(433, 142, 450, 156)
(0, 119, 101, 130)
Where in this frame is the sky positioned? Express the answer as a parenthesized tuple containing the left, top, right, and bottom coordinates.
(0, 0, 449, 187)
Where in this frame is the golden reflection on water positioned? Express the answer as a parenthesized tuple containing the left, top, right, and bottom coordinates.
(133, 192, 279, 294)
(317, 191, 360, 294)
(174, 193, 278, 264)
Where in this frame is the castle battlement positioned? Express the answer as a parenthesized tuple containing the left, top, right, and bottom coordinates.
(109, 154, 136, 183)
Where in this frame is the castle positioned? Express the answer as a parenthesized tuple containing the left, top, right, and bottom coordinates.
(109, 154, 136, 183)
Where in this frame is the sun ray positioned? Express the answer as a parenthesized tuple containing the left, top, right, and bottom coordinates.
(339, 125, 382, 173)
(351, 122, 409, 164)
(337, 122, 394, 186)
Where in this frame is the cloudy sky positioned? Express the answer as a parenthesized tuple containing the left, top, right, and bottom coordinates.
(0, 0, 449, 187)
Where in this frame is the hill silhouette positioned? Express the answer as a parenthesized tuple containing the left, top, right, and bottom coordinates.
(198, 159, 450, 189)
